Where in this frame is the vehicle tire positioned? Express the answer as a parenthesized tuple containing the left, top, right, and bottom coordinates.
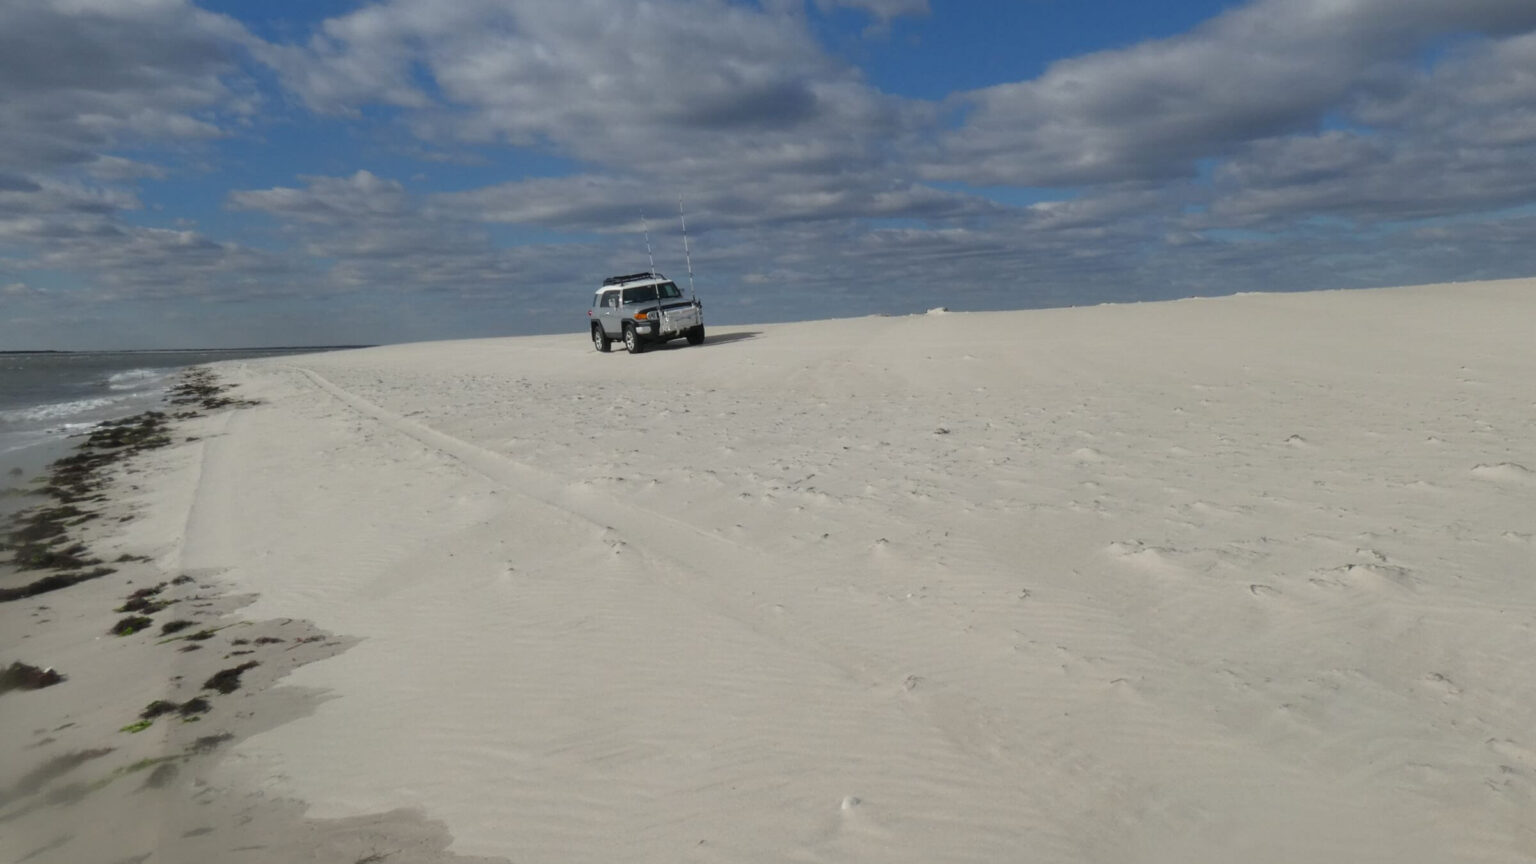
(623, 324, 645, 354)
(686, 325, 705, 346)
(592, 324, 611, 352)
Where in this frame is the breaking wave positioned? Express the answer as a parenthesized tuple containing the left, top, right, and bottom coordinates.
(107, 367, 171, 391)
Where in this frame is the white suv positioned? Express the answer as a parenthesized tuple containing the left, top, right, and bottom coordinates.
(588, 272, 704, 353)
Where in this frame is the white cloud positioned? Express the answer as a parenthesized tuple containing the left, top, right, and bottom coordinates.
(925, 0, 1536, 186)
(0, 0, 253, 171)
(257, 0, 924, 182)
(229, 171, 412, 225)
(814, 0, 929, 22)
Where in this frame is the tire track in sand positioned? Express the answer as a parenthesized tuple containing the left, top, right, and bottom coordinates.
(292, 366, 1082, 863)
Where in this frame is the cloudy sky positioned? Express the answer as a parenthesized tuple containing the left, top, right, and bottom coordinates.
(3, 0, 1535, 349)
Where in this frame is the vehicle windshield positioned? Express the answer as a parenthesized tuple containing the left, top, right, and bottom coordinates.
(623, 282, 682, 304)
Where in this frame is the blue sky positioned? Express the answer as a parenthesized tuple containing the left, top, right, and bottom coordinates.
(3, 0, 1536, 349)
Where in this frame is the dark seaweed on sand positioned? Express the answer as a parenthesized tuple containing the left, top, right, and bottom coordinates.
(168, 367, 261, 411)
(0, 412, 174, 596)
(118, 583, 171, 614)
(140, 700, 180, 720)
(202, 661, 259, 694)
(1, 367, 258, 606)
(0, 661, 65, 694)
(139, 697, 211, 720)
(112, 615, 154, 636)
(0, 567, 115, 603)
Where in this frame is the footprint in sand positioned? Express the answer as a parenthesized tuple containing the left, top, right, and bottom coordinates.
(1312, 562, 1413, 591)
(1106, 540, 1184, 576)
(1421, 672, 1462, 697)
(1487, 738, 1536, 768)
(1471, 462, 1534, 484)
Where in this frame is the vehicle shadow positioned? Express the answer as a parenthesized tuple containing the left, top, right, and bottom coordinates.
(645, 330, 761, 351)
(701, 330, 761, 347)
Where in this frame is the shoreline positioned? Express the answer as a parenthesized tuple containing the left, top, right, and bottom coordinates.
(0, 368, 497, 864)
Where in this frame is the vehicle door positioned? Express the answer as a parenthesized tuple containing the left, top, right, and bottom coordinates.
(597, 290, 620, 335)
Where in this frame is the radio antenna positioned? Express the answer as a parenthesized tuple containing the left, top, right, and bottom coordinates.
(678, 195, 696, 300)
(641, 213, 656, 277)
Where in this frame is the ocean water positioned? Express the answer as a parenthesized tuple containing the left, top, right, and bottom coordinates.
(0, 349, 349, 520)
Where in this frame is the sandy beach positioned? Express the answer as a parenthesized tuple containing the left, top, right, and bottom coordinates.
(4, 279, 1535, 863)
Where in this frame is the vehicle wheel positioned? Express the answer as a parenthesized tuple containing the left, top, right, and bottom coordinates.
(592, 325, 611, 352)
(686, 325, 705, 346)
(623, 325, 645, 354)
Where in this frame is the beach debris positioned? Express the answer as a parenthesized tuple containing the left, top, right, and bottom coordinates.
(139, 697, 212, 721)
(202, 661, 259, 694)
(117, 583, 171, 613)
(0, 661, 65, 694)
(125, 708, 201, 734)
(111, 615, 154, 636)
(140, 700, 181, 719)
(12, 541, 97, 572)
(179, 697, 211, 716)
(158, 619, 197, 635)
(168, 367, 261, 411)
(0, 567, 116, 603)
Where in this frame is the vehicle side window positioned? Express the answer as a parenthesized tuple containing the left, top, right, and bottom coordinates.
(603, 293, 618, 308)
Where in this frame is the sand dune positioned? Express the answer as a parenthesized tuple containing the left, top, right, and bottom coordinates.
(5, 279, 1535, 862)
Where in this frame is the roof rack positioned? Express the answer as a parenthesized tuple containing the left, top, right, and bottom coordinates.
(602, 272, 663, 287)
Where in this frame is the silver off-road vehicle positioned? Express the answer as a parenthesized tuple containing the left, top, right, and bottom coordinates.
(588, 272, 704, 354)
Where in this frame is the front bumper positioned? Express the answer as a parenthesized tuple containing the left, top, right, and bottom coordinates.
(640, 305, 702, 336)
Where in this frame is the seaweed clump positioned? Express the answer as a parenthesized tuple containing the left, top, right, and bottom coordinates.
(118, 583, 171, 614)
(202, 661, 259, 694)
(139, 697, 211, 720)
(168, 367, 261, 412)
(0, 412, 177, 599)
(111, 615, 154, 636)
(0, 567, 116, 603)
(1, 368, 260, 608)
(0, 661, 65, 694)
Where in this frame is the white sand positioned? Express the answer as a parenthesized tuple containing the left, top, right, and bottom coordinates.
(12, 279, 1535, 862)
